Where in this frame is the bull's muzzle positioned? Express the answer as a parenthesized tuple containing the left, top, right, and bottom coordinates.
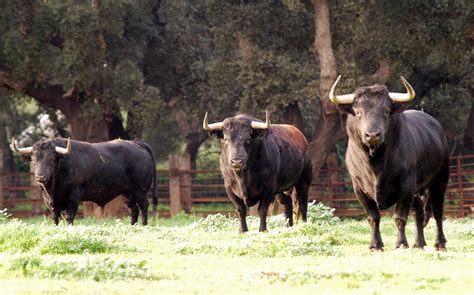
(35, 174, 47, 183)
(365, 131, 381, 146)
(231, 158, 245, 171)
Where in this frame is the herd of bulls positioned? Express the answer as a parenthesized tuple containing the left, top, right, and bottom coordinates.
(11, 77, 449, 251)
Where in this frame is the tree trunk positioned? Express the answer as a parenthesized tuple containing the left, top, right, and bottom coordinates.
(463, 101, 474, 152)
(0, 112, 15, 172)
(185, 132, 208, 171)
(309, 0, 346, 176)
(282, 102, 304, 132)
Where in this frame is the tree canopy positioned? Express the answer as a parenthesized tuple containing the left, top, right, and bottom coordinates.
(0, 0, 472, 171)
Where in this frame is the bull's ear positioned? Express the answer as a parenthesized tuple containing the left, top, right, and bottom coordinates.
(251, 128, 268, 138)
(391, 102, 405, 113)
(337, 104, 355, 116)
(209, 130, 223, 139)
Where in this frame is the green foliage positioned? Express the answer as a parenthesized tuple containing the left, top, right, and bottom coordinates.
(182, 202, 341, 257)
(207, 0, 318, 115)
(0, 215, 472, 292)
(422, 83, 472, 138)
(0, 220, 41, 253)
(0, 208, 11, 224)
(0, 220, 128, 254)
(7, 255, 156, 282)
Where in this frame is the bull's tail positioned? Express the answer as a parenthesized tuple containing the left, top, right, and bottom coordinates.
(135, 141, 158, 216)
(421, 190, 432, 228)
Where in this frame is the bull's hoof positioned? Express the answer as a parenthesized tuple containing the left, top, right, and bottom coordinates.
(412, 243, 425, 249)
(396, 243, 409, 249)
(369, 246, 384, 252)
(435, 242, 447, 251)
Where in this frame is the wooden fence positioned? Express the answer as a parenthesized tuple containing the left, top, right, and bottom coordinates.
(1, 150, 473, 219)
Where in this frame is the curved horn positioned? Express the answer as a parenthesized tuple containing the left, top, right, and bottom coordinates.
(251, 110, 271, 130)
(329, 75, 355, 105)
(388, 76, 416, 102)
(55, 137, 72, 155)
(203, 112, 224, 131)
(10, 138, 33, 154)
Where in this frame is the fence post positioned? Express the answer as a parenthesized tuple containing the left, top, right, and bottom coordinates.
(30, 163, 41, 214)
(180, 154, 192, 213)
(0, 149, 3, 210)
(169, 155, 182, 216)
(327, 153, 338, 209)
(457, 156, 464, 217)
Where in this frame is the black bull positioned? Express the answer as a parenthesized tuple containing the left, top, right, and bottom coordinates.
(204, 113, 313, 232)
(11, 138, 157, 225)
(330, 76, 448, 250)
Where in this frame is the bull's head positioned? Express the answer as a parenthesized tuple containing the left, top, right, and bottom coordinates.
(329, 76, 415, 153)
(203, 112, 270, 173)
(11, 138, 71, 184)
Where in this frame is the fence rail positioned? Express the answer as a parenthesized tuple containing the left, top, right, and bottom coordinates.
(1, 152, 473, 218)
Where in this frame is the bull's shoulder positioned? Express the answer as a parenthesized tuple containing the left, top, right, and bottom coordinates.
(402, 110, 442, 127)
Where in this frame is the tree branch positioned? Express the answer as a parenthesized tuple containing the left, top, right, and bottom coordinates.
(0, 71, 26, 92)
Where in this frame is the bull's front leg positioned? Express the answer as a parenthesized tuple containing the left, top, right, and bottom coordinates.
(394, 194, 414, 249)
(66, 200, 79, 225)
(277, 192, 293, 227)
(257, 190, 275, 232)
(411, 195, 427, 248)
(354, 186, 384, 250)
(226, 186, 248, 233)
(51, 208, 61, 225)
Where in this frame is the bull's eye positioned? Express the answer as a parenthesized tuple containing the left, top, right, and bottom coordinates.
(384, 110, 390, 116)
(355, 111, 361, 117)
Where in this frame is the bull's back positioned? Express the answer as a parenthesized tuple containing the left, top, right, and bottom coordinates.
(67, 140, 154, 191)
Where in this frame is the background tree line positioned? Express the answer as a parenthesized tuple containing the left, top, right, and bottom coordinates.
(0, 0, 472, 174)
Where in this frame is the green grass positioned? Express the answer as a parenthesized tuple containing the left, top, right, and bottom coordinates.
(0, 204, 472, 294)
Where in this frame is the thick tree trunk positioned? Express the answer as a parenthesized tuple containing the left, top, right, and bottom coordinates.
(0, 113, 15, 172)
(463, 101, 474, 152)
(282, 102, 304, 132)
(185, 132, 208, 171)
(103, 107, 129, 140)
(309, 0, 346, 176)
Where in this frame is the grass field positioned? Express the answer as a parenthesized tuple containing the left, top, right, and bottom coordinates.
(0, 204, 472, 294)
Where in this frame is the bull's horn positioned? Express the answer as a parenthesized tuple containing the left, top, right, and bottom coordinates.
(388, 76, 416, 102)
(251, 110, 271, 130)
(11, 138, 33, 154)
(203, 112, 224, 131)
(55, 137, 72, 155)
(329, 75, 355, 105)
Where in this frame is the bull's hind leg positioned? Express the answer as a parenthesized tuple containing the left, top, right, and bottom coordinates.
(294, 156, 312, 222)
(125, 195, 139, 225)
(277, 192, 293, 226)
(429, 172, 448, 250)
(136, 192, 149, 226)
(411, 196, 426, 248)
